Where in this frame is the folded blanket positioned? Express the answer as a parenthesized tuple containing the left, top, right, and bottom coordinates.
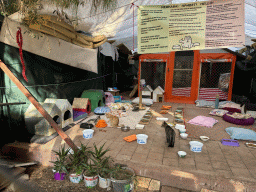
(187, 115, 218, 128)
(195, 100, 236, 108)
(226, 112, 252, 119)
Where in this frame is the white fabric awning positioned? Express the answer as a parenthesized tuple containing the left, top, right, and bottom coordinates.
(0, 17, 98, 73)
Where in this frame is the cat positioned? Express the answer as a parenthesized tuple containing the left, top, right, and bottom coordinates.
(162, 121, 176, 147)
(106, 112, 120, 128)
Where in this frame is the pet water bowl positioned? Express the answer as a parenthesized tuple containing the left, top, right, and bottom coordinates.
(200, 136, 209, 142)
(180, 133, 188, 139)
(178, 151, 186, 158)
(179, 128, 186, 133)
(136, 134, 148, 144)
(83, 129, 94, 139)
(189, 141, 203, 152)
(121, 126, 130, 132)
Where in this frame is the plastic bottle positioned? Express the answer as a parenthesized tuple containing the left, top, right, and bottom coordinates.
(215, 94, 219, 109)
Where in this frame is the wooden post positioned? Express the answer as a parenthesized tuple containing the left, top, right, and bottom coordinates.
(0, 60, 78, 152)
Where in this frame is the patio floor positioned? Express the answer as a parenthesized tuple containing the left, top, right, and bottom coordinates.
(2, 102, 256, 191)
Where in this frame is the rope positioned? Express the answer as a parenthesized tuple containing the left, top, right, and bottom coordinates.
(16, 28, 28, 82)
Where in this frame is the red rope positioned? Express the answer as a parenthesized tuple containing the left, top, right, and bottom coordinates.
(130, 3, 139, 52)
(16, 28, 28, 82)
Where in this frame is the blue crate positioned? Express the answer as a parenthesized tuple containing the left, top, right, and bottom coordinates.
(113, 96, 122, 103)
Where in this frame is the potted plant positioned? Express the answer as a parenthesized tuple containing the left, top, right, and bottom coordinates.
(110, 164, 136, 192)
(83, 162, 99, 188)
(50, 145, 70, 181)
(90, 143, 113, 188)
(67, 143, 90, 183)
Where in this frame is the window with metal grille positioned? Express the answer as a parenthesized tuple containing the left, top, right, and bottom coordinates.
(141, 61, 166, 90)
(198, 61, 232, 101)
(172, 51, 194, 97)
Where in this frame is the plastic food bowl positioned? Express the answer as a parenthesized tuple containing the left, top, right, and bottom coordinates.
(136, 134, 148, 144)
(200, 136, 209, 141)
(180, 133, 188, 139)
(178, 151, 187, 158)
(189, 141, 204, 152)
(83, 129, 94, 139)
(179, 128, 186, 133)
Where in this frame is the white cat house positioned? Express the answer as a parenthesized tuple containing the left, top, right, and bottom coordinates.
(142, 85, 153, 98)
(153, 86, 165, 102)
(25, 99, 73, 136)
(44, 98, 73, 128)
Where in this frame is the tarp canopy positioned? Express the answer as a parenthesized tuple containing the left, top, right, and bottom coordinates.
(1, 0, 255, 58)
(37, 0, 256, 52)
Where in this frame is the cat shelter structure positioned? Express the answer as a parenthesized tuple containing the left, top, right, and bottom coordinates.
(72, 98, 91, 119)
(25, 99, 73, 136)
(138, 49, 237, 104)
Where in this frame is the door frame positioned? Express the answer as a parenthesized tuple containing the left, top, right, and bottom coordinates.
(166, 50, 200, 103)
(138, 54, 170, 101)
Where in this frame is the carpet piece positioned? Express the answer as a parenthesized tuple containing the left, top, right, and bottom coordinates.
(187, 116, 218, 128)
(100, 107, 150, 129)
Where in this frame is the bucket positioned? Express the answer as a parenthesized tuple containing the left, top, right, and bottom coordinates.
(136, 134, 148, 144)
(99, 175, 111, 188)
(83, 129, 94, 139)
(54, 172, 66, 180)
(189, 141, 204, 152)
(69, 173, 83, 183)
(83, 175, 98, 188)
(111, 167, 135, 192)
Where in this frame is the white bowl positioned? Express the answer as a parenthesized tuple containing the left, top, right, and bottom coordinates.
(180, 133, 188, 139)
(178, 151, 187, 158)
(200, 136, 209, 141)
(179, 128, 186, 133)
(175, 124, 185, 130)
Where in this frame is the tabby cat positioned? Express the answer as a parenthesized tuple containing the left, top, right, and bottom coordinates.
(106, 112, 120, 127)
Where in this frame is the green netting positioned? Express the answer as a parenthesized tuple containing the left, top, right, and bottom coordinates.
(0, 42, 117, 144)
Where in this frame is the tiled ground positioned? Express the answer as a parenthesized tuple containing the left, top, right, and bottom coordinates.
(2, 101, 256, 191)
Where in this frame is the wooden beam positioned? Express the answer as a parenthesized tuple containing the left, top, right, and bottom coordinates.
(0, 60, 78, 152)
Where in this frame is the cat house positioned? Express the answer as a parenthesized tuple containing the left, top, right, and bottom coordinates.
(24, 99, 73, 136)
(72, 98, 91, 120)
(142, 85, 153, 98)
(44, 98, 73, 128)
(25, 103, 62, 136)
(153, 86, 165, 102)
(81, 89, 105, 111)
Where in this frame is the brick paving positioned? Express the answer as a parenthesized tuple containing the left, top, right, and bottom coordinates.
(2, 102, 256, 191)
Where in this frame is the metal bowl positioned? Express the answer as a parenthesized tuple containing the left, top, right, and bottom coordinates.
(121, 126, 130, 132)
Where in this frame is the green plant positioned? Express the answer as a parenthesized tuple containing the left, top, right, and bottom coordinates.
(83, 162, 98, 177)
(50, 145, 70, 173)
(90, 143, 113, 178)
(110, 165, 134, 181)
(67, 143, 91, 175)
(90, 142, 110, 161)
